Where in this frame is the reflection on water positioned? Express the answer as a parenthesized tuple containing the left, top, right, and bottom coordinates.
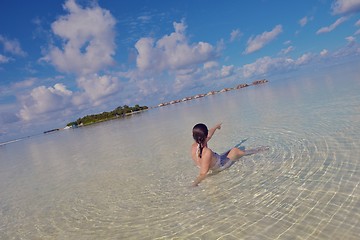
(1, 62, 360, 239)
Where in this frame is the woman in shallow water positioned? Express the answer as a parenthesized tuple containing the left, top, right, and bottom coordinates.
(191, 123, 267, 186)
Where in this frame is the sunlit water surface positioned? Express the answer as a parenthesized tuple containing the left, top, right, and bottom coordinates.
(1, 62, 360, 239)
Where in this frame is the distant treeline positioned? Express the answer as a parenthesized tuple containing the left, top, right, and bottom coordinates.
(67, 104, 148, 126)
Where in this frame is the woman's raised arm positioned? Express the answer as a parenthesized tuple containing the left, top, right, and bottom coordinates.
(206, 123, 222, 142)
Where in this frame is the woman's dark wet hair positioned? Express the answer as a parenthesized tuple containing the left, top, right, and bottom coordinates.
(192, 123, 208, 158)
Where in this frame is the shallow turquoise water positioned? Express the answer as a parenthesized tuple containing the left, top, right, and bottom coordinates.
(1, 62, 360, 239)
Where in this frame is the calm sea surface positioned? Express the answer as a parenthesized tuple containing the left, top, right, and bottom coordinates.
(1, 62, 360, 239)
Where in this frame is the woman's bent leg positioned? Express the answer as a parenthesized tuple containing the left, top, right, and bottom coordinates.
(227, 146, 270, 161)
(227, 148, 246, 161)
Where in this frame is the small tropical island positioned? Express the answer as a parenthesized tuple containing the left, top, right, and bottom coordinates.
(65, 104, 149, 128)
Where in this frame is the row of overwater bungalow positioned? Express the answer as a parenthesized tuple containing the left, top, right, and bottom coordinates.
(157, 79, 268, 108)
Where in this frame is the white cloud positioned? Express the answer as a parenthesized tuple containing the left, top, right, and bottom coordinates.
(332, 37, 360, 57)
(320, 49, 329, 56)
(242, 56, 292, 78)
(299, 16, 313, 27)
(244, 25, 283, 54)
(138, 15, 152, 23)
(355, 19, 360, 35)
(230, 29, 242, 42)
(43, 0, 116, 75)
(136, 78, 159, 96)
(204, 61, 219, 69)
(129, 21, 222, 98)
(346, 36, 356, 42)
(135, 21, 217, 73)
(173, 67, 203, 93)
(295, 53, 313, 65)
(0, 35, 27, 57)
(242, 39, 360, 79)
(279, 46, 294, 55)
(0, 54, 11, 64)
(299, 16, 308, 27)
(54, 83, 72, 95)
(242, 53, 315, 78)
(76, 74, 120, 104)
(332, 0, 360, 15)
(17, 74, 121, 124)
(220, 65, 234, 77)
(19, 83, 73, 121)
(316, 17, 349, 34)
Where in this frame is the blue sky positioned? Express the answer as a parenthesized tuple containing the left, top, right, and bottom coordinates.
(0, 0, 360, 142)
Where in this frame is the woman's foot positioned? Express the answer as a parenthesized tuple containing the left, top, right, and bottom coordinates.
(244, 146, 269, 155)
